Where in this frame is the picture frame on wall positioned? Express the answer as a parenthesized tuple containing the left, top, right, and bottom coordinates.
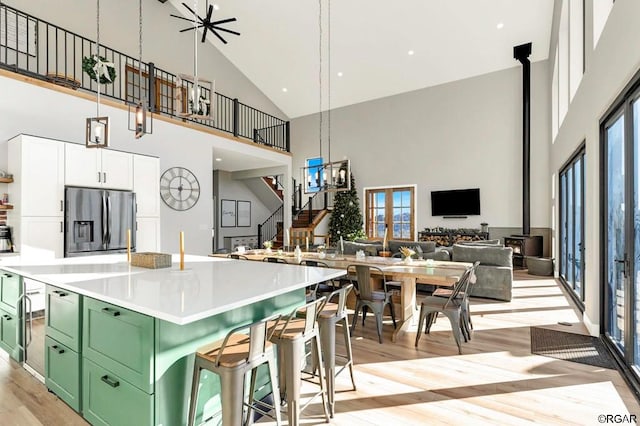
(221, 199, 236, 227)
(236, 200, 251, 227)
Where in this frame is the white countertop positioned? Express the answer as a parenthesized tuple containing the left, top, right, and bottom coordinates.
(0, 254, 346, 325)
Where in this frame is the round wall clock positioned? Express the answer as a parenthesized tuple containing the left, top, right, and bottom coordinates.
(160, 167, 200, 211)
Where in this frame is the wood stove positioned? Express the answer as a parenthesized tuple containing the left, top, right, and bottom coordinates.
(504, 235, 542, 268)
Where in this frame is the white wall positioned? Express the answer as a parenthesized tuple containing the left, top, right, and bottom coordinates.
(3, 0, 286, 120)
(291, 62, 551, 233)
(549, 0, 640, 333)
(0, 74, 290, 255)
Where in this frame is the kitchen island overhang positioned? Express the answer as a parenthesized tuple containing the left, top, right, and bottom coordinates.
(0, 254, 346, 324)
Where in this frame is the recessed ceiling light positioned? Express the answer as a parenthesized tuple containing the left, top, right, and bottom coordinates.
(496, 22, 504, 30)
(337, 71, 343, 77)
(213, 4, 220, 10)
(282, 88, 288, 92)
(408, 50, 415, 56)
(215, 158, 222, 162)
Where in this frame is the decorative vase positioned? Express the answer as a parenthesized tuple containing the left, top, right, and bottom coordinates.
(403, 256, 413, 264)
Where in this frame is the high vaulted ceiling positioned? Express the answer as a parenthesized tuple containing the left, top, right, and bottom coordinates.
(167, 0, 554, 119)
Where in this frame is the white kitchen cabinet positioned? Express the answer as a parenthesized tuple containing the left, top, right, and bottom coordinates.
(136, 217, 160, 252)
(64, 143, 133, 190)
(17, 217, 64, 259)
(8, 135, 65, 217)
(133, 155, 160, 217)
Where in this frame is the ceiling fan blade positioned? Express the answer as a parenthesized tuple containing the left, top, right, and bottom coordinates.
(210, 29, 228, 44)
(170, 14, 197, 23)
(179, 24, 205, 33)
(181, 2, 197, 17)
(206, 5, 214, 21)
(211, 26, 240, 36)
(201, 26, 209, 43)
(212, 17, 237, 25)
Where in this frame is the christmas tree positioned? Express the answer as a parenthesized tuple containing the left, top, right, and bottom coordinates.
(329, 173, 366, 244)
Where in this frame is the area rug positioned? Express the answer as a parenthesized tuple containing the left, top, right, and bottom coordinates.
(530, 327, 616, 369)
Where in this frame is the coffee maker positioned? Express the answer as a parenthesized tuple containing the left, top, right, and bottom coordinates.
(0, 225, 13, 252)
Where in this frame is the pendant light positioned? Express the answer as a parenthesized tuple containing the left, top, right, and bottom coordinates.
(85, 0, 109, 148)
(128, 0, 153, 138)
(302, 0, 350, 194)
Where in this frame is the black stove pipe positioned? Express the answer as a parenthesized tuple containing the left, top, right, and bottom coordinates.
(514, 42, 532, 236)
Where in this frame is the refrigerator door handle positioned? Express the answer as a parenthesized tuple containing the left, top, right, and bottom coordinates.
(107, 193, 112, 245)
(102, 192, 108, 248)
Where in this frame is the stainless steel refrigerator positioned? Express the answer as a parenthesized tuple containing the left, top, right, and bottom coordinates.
(64, 187, 136, 257)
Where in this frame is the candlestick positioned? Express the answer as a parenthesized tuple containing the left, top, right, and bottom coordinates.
(340, 236, 344, 254)
(383, 226, 388, 250)
(126, 228, 131, 263)
(179, 231, 185, 270)
(285, 229, 290, 249)
(305, 236, 309, 252)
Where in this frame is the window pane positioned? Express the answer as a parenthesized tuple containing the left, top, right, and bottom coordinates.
(606, 114, 625, 351)
(567, 167, 574, 287)
(560, 173, 567, 278)
(573, 158, 582, 296)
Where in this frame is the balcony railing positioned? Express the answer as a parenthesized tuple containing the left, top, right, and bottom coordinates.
(0, 3, 289, 151)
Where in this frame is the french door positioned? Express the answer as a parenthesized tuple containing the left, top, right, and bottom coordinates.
(365, 187, 415, 240)
(559, 146, 585, 303)
(603, 90, 640, 369)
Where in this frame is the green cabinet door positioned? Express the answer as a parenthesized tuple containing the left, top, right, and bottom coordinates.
(45, 336, 81, 412)
(83, 298, 154, 393)
(46, 286, 82, 351)
(0, 307, 22, 361)
(0, 271, 22, 314)
(83, 358, 153, 426)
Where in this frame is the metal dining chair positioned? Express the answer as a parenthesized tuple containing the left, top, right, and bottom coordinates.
(300, 260, 338, 300)
(430, 261, 479, 341)
(414, 262, 478, 354)
(348, 264, 398, 344)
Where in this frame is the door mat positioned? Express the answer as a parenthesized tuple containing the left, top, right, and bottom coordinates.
(530, 327, 616, 369)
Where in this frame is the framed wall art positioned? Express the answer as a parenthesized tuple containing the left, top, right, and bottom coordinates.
(236, 200, 251, 227)
(221, 199, 236, 227)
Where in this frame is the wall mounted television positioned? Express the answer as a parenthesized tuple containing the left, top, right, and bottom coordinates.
(430, 188, 480, 216)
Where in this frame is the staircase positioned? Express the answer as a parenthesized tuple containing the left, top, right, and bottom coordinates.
(262, 176, 284, 201)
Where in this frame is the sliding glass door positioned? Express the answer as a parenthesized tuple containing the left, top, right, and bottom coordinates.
(559, 146, 585, 303)
(603, 88, 640, 371)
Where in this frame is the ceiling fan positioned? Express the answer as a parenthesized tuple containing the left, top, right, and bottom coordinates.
(170, 1, 240, 44)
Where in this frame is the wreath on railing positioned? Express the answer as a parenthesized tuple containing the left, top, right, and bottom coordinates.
(82, 55, 117, 84)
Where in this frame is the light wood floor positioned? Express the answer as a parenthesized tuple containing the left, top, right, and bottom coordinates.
(1, 271, 638, 425)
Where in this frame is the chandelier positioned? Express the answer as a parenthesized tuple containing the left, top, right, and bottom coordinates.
(302, 0, 350, 194)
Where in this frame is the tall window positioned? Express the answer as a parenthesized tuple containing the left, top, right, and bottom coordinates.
(559, 145, 585, 304)
(305, 157, 323, 193)
(365, 187, 415, 240)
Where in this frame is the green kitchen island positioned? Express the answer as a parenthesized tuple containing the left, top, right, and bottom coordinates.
(0, 254, 345, 425)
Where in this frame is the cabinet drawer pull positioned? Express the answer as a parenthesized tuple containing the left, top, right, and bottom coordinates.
(3, 273, 12, 278)
(52, 290, 68, 297)
(97, 172, 101, 183)
(101, 307, 121, 317)
(101, 375, 120, 388)
(3, 314, 11, 320)
(51, 345, 65, 354)
(60, 200, 64, 212)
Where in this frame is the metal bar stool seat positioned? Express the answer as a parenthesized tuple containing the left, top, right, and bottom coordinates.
(188, 315, 282, 426)
(316, 284, 357, 417)
(269, 297, 330, 426)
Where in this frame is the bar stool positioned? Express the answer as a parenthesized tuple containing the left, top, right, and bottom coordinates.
(270, 297, 330, 426)
(317, 283, 357, 417)
(188, 314, 282, 426)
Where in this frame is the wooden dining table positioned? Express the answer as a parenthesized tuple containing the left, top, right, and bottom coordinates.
(211, 250, 472, 342)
